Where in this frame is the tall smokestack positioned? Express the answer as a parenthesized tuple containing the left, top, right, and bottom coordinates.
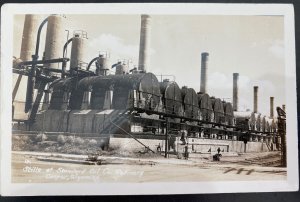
(270, 97, 274, 118)
(200, 52, 209, 93)
(253, 86, 258, 113)
(138, 14, 151, 72)
(20, 15, 41, 61)
(232, 73, 239, 111)
(44, 15, 65, 71)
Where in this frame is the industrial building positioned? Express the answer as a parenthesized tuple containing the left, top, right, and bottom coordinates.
(12, 14, 287, 165)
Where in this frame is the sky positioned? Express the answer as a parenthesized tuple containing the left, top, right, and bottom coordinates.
(13, 14, 285, 116)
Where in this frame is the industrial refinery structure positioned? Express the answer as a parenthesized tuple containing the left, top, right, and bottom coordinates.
(12, 14, 287, 166)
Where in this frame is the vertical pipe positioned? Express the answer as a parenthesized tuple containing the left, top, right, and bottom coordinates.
(282, 104, 286, 112)
(138, 14, 151, 72)
(232, 73, 239, 111)
(200, 52, 209, 93)
(270, 97, 274, 118)
(165, 117, 169, 158)
(25, 17, 49, 113)
(253, 86, 258, 113)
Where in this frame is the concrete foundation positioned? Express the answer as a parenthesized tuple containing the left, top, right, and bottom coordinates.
(109, 136, 270, 154)
(33, 110, 70, 132)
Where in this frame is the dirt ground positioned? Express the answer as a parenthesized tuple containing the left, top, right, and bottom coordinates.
(12, 151, 286, 183)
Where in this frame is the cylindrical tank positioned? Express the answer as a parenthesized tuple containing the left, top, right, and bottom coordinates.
(70, 31, 88, 70)
(200, 52, 209, 93)
(138, 15, 152, 72)
(49, 77, 74, 110)
(20, 15, 42, 61)
(223, 101, 234, 126)
(253, 86, 258, 113)
(78, 73, 161, 110)
(112, 73, 161, 110)
(261, 116, 267, 132)
(115, 62, 129, 75)
(211, 97, 224, 124)
(181, 87, 199, 119)
(198, 93, 213, 122)
(255, 113, 261, 131)
(96, 54, 110, 76)
(44, 15, 65, 70)
(160, 80, 183, 116)
(234, 111, 256, 130)
(232, 73, 239, 111)
(269, 118, 277, 132)
(264, 117, 273, 133)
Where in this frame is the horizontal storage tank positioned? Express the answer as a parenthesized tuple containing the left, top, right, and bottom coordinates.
(90, 77, 113, 110)
(223, 101, 234, 126)
(48, 78, 75, 110)
(211, 97, 224, 124)
(112, 73, 161, 110)
(160, 79, 183, 116)
(181, 87, 199, 119)
(69, 73, 161, 111)
(234, 111, 256, 131)
(197, 93, 213, 122)
(67, 76, 100, 110)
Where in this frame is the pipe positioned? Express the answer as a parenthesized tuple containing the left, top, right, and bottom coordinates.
(138, 14, 151, 72)
(63, 38, 73, 58)
(25, 17, 48, 113)
(20, 58, 69, 66)
(200, 52, 209, 93)
(61, 36, 73, 78)
(253, 86, 258, 113)
(232, 73, 239, 111)
(270, 97, 274, 118)
(86, 57, 98, 71)
(282, 104, 286, 112)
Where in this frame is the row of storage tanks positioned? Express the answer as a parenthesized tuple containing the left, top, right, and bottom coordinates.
(46, 72, 277, 134)
(16, 14, 278, 135)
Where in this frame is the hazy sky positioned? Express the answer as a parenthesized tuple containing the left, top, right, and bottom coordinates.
(13, 14, 285, 116)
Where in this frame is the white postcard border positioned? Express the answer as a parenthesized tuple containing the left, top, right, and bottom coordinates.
(1, 3, 298, 195)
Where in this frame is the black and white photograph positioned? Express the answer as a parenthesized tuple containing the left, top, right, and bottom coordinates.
(0, 3, 298, 195)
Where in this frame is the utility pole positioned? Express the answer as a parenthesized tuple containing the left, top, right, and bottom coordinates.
(165, 117, 169, 158)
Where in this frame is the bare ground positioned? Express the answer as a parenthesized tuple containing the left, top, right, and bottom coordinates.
(12, 151, 286, 183)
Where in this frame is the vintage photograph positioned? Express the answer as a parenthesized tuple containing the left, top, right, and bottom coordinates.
(1, 3, 298, 195)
